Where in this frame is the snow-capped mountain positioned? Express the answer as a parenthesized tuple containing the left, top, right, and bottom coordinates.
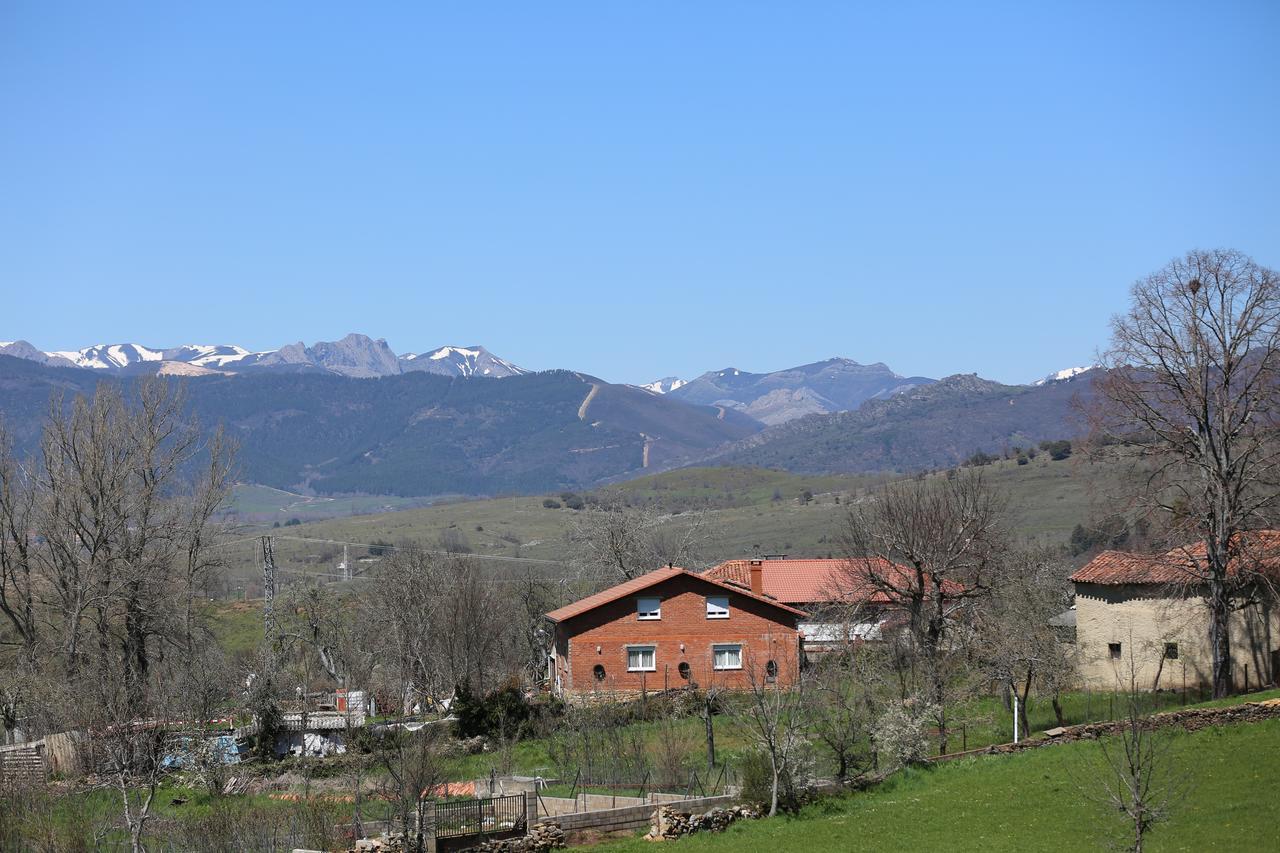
(399, 345, 528, 378)
(640, 377, 687, 395)
(1032, 365, 1094, 386)
(0, 340, 79, 369)
(1, 335, 528, 380)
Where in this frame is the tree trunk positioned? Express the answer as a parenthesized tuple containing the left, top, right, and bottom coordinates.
(1051, 694, 1065, 727)
(769, 752, 779, 817)
(1209, 576, 1233, 698)
(704, 696, 716, 772)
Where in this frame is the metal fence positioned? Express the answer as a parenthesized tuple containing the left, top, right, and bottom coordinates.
(433, 794, 527, 840)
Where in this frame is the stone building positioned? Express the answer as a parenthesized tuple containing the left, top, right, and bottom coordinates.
(1070, 534, 1280, 691)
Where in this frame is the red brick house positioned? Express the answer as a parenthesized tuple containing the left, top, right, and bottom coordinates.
(545, 566, 806, 698)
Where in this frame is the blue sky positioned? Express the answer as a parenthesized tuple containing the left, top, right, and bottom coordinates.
(2, 2, 1277, 386)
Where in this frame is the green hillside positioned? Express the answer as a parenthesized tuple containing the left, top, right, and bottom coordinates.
(596, 714, 1280, 852)
(209, 453, 1127, 595)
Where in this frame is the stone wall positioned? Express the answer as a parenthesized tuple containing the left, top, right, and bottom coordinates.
(537, 794, 736, 835)
(1074, 583, 1279, 691)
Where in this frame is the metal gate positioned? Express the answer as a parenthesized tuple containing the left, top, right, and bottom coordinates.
(433, 793, 527, 840)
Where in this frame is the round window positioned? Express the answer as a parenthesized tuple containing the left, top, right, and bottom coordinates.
(766, 659, 778, 679)
(678, 661, 691, 680)
(593, 664, 606, 681)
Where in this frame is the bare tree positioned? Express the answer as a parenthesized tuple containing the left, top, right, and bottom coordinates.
(808, 640, 882, 780)
(362, 546, 529, 712)
(837, 470, 1005, 753)
(1093, 248, 1280, 697)
(730, 651, 809, 816)
(1087, 648, 1187, 852)
(376, 727, 449, 853)
(979, 550, 1077, 735)
(568, 492, 704, 585)
(0, 379, 235, 849)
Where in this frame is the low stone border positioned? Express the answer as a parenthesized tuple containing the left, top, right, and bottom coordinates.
(932, 697, 1280, 763)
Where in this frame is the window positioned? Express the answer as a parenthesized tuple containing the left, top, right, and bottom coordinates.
(592, 664, 606, 681)
(678, 661, 691, 680)
(765, 659, 778, 683)
(1108, 642, 1122, 660)
(706, 596, 730, 619)
(637, 597, 661, 620)
(627, 646, 656, 672)
(712, 644, 742, 671)
(1164, 642, 1179, 660)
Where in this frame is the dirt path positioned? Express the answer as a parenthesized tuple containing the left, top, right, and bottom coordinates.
(578, 382, 601, 420)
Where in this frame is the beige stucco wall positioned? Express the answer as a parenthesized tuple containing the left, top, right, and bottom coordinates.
(1074, 583, 1279, 691)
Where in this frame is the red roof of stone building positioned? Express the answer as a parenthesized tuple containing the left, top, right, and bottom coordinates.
(545, 566, 808, 623)
(1070, 531, 1280, 586)
(704, 558, 964, 606)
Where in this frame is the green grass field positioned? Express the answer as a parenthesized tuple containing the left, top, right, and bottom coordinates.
(593, 713, 1280, 852)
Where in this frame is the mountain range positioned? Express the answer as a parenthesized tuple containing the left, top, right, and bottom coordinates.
(0, 354, 759, 495)
(0, 335, 528, 380)
(0, 340, 1096, 496)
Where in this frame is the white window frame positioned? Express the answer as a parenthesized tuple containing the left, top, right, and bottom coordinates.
(636, 596, 661, 620)
(627, 645, 657, 672)
(706, 595, 730, 619)
(712, 643, 742, 671)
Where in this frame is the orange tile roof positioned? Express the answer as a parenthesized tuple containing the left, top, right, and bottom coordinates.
(1070, 531, 1280, 586)
(545, 566, 808, 623)
(705, 558, 963, 606)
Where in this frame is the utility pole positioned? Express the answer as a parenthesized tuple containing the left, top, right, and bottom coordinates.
(262, 535, 278, 646)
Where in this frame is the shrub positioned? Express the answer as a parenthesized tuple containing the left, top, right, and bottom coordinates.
(453, 678, 534, 740)
(563, 494, 585, 510)
(542, 498, 562, 509)
(872, 700, 936, 769)
(1039, 439, 1073, 461)
(738, 747, 798, 811)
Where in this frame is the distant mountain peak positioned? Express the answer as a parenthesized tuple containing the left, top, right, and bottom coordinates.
(640, 377, 687, 395)
(399, 344, 527, 378)
(1032, 365, 1095, 386)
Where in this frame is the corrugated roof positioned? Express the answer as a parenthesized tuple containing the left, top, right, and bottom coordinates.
(545, 566, 808, 623)
(1070, 531, 1280, 586)
(704, 558, 963, 605)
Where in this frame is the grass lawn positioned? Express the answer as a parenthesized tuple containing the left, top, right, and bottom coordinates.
(592, 715, 1280, 852)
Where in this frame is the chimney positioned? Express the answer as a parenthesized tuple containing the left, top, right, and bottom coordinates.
(749, 559, 764, 596)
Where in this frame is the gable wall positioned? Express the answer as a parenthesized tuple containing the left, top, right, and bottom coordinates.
(552, 574, 801, 696)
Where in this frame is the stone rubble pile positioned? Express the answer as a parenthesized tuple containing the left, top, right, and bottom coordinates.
(645, 805, 759, 841)
(466, 821, 566, 851)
